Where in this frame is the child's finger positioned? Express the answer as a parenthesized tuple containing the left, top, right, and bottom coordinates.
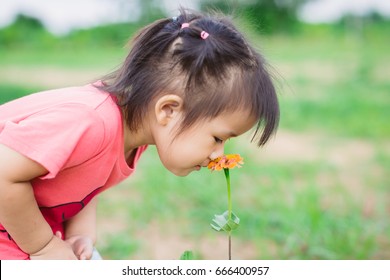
(55, 231, 62, 239)
(79, 249, 92, 260)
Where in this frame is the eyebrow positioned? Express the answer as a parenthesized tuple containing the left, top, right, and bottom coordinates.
(226, 131, 238, 138)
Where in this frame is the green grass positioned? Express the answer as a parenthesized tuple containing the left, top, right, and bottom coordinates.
(1, 23, 389, 259)
(0, 84, 44, 104)
(0, 47, 126, 69)
(278, 79, 390, 139)
(262, 30, 390, 140)
(95, 145, 387, 259)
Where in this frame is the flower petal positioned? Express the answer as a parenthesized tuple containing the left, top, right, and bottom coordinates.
(207, 154, 244, 171)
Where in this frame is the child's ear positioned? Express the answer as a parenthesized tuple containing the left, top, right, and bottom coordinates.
(154, 95, 183, 126)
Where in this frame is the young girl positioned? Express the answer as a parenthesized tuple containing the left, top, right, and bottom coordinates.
(0, 9, 279, 259)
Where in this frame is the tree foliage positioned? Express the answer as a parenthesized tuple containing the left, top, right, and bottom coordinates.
(200, 0, 312, 33)
(0, 14, 56, 48)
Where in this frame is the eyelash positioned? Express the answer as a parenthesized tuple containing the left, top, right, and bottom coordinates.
(214, 137, 223, 144)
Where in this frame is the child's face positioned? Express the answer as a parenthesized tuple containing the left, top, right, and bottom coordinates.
(154, 109, 256, 176)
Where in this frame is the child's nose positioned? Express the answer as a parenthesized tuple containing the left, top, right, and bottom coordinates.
(210, 144, 224, 160)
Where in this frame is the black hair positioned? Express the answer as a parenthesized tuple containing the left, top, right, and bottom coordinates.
(98, 8, 279, 146)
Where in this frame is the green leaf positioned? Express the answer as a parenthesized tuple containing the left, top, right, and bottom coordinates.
(210, 210, 240, 233)
(180, 250, 194, 260)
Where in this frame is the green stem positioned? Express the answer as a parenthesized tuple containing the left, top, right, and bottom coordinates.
(224, 168, 232, 260)
(228, 232, 232, 260)
(224, 168, 232, 220)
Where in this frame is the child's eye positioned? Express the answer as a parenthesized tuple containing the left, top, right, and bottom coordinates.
(214, 137, 223, 144)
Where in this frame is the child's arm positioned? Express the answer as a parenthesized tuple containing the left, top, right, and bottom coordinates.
(0, 144, 77, 259)
(64, 196, 98, 260)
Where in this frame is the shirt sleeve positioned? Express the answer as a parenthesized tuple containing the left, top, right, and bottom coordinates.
(0, 103, 106, 179)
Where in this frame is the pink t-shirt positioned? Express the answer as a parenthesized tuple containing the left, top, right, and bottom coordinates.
(0, 83, 147, 259)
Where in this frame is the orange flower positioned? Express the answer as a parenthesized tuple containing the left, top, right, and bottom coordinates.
(207, 154, 244, 171)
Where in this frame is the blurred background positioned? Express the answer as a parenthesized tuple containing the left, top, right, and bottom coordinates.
(0, 0, 389, 259)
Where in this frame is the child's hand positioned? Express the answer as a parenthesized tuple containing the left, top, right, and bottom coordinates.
(29, 232, 78, 260)
(65, 234, 94, 260)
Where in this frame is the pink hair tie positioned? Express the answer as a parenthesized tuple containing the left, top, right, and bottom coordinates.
(200, 31, 209, 40)
(181, 23, 190, 29)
